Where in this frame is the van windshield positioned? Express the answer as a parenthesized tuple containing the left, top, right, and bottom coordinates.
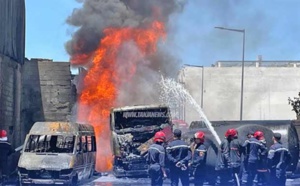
(24, 135, 75, 153)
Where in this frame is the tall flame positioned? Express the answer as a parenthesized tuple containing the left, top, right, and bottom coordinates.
(71, 21, 166, 172)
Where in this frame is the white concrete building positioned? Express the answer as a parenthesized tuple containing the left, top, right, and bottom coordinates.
(178, 60, 300, 124)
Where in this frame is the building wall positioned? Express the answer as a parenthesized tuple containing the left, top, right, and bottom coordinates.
(0, 0, 25, 64)
(0, 55, 22, 146)
(21, 59, 74, 140)
(180, 66, 300, 124)
(0, 0, 25, 173)
(0, 55, 22, 175)
(0, 0, 25, 144)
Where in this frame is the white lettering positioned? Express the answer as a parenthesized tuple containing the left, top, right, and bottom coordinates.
(122, 111, 170, 118)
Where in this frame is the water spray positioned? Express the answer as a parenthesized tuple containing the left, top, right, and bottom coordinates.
(159, 76, 222, 145)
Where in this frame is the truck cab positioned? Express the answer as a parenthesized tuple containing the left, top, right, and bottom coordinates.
(110, 105, 173, 178)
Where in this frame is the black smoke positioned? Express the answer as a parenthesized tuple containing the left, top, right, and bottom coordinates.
(66, 0, 186, 106)
(66, 0, 185, 63)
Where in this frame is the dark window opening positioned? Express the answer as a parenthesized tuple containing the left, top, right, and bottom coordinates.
(92, 136, 96, 152)
(25, 135, 75, 153)
(77, 136, 82, 153)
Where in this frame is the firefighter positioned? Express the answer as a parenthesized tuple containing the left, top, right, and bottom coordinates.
(190, 131, 207, 186)
(229, 129, 243, 183)
(267, 133, 291, 186)
(147, 131, 168, 186)
(253, 131, 268, 186)
(166, 129, 191, 186)
(0, 130, 15, 183)
(215, 128, 237, 186)
(241, 130, 267, 186)
(246, 131, 254, 139)
(241, 131, 255, 184)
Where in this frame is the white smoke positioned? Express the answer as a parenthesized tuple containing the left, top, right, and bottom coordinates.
(115, 41, 162, 106)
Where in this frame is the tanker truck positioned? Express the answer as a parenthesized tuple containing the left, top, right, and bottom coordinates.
(110, 105, 173, 178)
(183, 120, 300, 185)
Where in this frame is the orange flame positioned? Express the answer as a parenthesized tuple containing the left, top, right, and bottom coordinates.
(72, 21, 166, 172)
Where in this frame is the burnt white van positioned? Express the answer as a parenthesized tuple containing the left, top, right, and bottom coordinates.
(18, 122, 96, 185)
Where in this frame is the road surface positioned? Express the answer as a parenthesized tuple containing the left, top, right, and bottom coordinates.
(3, 173, 300, 185)
(82, 174, 300, 186)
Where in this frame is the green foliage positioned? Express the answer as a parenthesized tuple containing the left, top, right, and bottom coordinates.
(288, 92, 300, 116)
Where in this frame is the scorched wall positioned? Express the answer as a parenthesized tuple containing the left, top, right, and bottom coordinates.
(21, 58, 75, 140)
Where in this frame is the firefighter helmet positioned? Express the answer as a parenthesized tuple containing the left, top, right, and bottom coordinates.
(225, 128, 238, 138)
(0, 130, 7, 138)
(254, 131, 264, 140)
(194, 131, 205, 139)
(194, 131, 205, 143)
(154, 131, 166, 142)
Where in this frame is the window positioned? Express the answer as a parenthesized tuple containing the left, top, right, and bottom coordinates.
(87, 136, 92, 152)
(92, 136, 96, 152)
(25, 135, 75, 153)
(76, 136, 82, 153)
(63, 136, 75, 153)
(81, 136, 87, 153)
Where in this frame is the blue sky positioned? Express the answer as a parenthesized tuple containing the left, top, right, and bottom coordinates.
(25, 0, 80, 62)
(26, 0, 300, 66)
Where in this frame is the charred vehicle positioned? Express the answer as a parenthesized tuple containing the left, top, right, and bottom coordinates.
(18, 122, 96, 185)
(110, 105, 173, 178)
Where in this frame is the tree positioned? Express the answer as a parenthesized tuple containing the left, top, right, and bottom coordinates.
(288, 92, 300, 120)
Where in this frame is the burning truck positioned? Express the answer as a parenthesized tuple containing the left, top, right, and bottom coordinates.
(110, 105, 173, 178)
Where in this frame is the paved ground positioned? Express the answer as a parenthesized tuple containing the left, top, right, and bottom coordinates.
(3, 173, 300, 185)
(83, 175, 171, 186)
(82, 174, 300, 186)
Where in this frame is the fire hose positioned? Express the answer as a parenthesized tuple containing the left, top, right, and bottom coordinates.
(234, 173, 240, 186)
(15, 145, 23, 152)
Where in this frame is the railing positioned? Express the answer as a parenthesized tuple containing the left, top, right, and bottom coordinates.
(214, 61, 300, 67)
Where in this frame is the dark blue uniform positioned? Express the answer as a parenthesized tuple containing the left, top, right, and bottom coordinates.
(254, 139, 268, 186)
(241, 137, 267, 186)
(166, 139, 191, 186)
(215, 139, 234, 186)
(0, 140, 15, 181)
(230, 138, 243, 178)
(191, 143, 207, 186)
(267, 143, 291, 186)
(147, 143, 166, 186)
